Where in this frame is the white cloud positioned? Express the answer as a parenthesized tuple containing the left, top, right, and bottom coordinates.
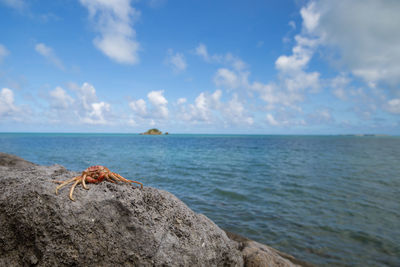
(179, 90, 221, 123)
(214, 68, 240, 90)
(199, 32, 320, 113)
(300, 2, 320, 33)
(195, 43, 247, 71)
(176, 98, 186, 105)
(188, 92, 211, 122)
(246, 3, 324, 111)
(386, 99, 400, 114)
(178, 89, 252, 126)
(49, 86, 74, 109)
(76, 82, 98, 111)
(35, 43, 64, 70)
(129, 90, 169, 121)
(331, 74, 350, 100)
(195, 43, 210, 62)
(266, 113, 279, 126)
(148, 90, 167, 106)
(305, 0, 400, 86)
(148, 90, 168, 119)
(265, 109, 307, 127)
(80, 0, 140, 64)
(223, 94, 253, 125)
(82, 102, 111, 125)
(64, 82, 112, 125)
(129, 99, 147, 116)
(275, 36, 316, 73)
(166, 49, 187, 73)
(0, 44, 9, 62)
(77, 83, 111, 125)
(0, 88, 18, 118)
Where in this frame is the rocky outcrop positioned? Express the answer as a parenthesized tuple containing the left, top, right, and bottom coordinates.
(225, 231, 313, 267)
(0, 152, 306, 266)
(140, 128, 163, 135)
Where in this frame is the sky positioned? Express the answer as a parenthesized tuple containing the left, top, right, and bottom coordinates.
(0, 0, 399, 134)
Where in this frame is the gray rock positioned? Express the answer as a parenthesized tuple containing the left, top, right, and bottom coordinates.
(0, 153, 308, 267)
(0, 153, 242, 266)
(225, 231, 314, 267)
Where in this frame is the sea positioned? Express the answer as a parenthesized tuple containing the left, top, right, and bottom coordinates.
(0, 133, 399, 266)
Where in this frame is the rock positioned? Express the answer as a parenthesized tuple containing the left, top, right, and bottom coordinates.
(140, 128, 163, 135)
(0, 153, 242, 266)
(225, 231, 314, 267)
(0, 152, 37, 168)
(0, 152, 308, 266)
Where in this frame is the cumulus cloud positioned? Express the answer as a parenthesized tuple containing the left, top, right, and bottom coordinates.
(0, 44, 9, 62)
(129, 99, 147, 116)
(180, 90, 220, 123)
(46, 83, 112, 125)
(266, 113, 279, 126)
(331, 73, 350, 100)
(199, 29, 320, 112)
(0, 88, 18, 118)
(214, 68, 240, 90)
(305, 0, 400, 87)
(75, 82, 111, 124)
(49, 86, 74, 109)
(148, 90, 168, 119)
(129, 90, 169, 122)
(177, 90, 252, 126)
(80, 0, 140, 64)
(165, 49, 187, 73)
(223, 94, 253, 125)
(176, 98, 186, 105)
(386, 99, 400, 114)
(300, 2, 320, 33)
(195, 43, 210, 62)
(35, 43, 64, 70)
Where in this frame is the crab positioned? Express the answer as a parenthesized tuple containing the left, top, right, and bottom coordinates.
(54, 165, 143, 201)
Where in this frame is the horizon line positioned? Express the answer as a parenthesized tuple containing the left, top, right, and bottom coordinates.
(0, 131, 395, 136)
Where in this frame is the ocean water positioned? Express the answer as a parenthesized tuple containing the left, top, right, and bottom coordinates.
(0, 133, 399, 266)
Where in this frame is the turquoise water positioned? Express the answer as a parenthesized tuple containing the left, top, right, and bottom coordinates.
(0, 133, 399, 266)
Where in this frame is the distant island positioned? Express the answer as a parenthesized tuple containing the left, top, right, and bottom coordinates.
(140, 128, 169, 135)
(339, 134, 389, 137)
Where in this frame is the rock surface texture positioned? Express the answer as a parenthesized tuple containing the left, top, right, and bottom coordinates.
(0, 152, 306, 266)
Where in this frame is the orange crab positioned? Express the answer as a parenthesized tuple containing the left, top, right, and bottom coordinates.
(54, 165, 143, 201)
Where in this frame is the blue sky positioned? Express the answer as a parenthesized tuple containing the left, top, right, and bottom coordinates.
(0, 0, 399, 134)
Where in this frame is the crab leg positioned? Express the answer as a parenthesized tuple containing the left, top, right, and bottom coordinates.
(69, 179, 81, 201)
(112, 172, 143, 189)
(108, 173, 121, 182)
(104, 174, 117, 183)
(55, 176, 80, 195)
(81, 173, 89, 190)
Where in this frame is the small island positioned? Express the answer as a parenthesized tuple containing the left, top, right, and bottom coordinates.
(140, 128, 169, 135)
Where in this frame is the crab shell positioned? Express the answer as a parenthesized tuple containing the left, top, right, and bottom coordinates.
(84, 165, 110, 184)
